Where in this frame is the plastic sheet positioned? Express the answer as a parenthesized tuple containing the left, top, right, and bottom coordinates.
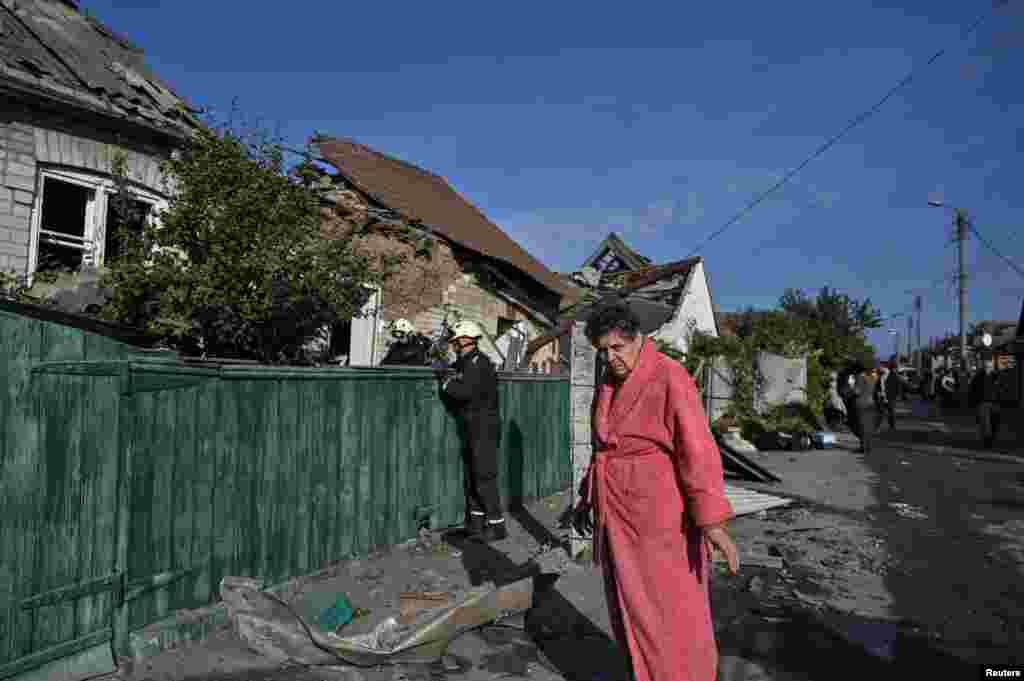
(219, 575, 534, 667)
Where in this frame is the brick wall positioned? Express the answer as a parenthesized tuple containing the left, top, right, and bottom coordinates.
(323, 198, 561, 371)
(366, 237, 560, 370)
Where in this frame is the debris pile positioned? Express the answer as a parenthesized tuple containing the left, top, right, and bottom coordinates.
(219, 574, 534, 668)
(402, 528, 459, 557)
(529, 545, 585, 576)
(888, 502, 928, 520)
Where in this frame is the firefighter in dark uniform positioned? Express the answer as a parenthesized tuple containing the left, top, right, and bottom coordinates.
(380, 318, 431, 366)
(439, 320, 506, 542)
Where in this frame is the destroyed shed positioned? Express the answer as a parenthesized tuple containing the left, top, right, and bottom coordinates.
(315, 137, 571, 371)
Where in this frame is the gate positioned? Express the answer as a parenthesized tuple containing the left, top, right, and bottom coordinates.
(0, 310, 135, 681)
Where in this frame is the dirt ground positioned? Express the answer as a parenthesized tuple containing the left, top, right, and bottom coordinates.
(123, 399, 1024, 681)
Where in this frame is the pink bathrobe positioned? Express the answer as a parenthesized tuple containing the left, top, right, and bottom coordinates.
(581, 338, 733, 681)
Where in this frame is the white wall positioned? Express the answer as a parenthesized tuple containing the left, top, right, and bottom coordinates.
(651, 260, 718, 353)
(349, 286, 382, 366)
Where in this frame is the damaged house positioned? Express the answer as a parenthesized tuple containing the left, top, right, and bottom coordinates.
(0, 0, 199, 301)
(529, 231, 721, 368)
(315, 137, 569, 371)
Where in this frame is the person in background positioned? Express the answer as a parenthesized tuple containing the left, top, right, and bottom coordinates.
(969, 359, 1003, 449)
(438, 320, 506, 542)
(874, 365, 898, 433)
(838, 362, 862, 436)
(852, 365, 879, 453)
(380, 318, 432, 366)
(940, 370, 957, 408)
(825, 371, 848, 430)
(921, 368, 934, 402)
(572, 303, 737, 681)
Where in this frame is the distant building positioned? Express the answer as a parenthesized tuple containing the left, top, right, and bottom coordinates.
(543, 232, 720, 363)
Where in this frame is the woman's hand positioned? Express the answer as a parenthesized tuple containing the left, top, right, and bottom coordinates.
(572, 501, 594, 537)
(703, 524, 739, 575)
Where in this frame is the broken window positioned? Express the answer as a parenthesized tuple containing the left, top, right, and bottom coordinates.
(104, 196, 153, 264)
(30, 168, 166, 279)
(329, 319, 352, 363)
(35, 177, 95, 273)
(496, 316, 517, 338)
(593, 249, 625, 274)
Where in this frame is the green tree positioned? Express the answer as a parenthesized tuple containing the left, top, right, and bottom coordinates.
(99, 125, 422, 363)
(778, 286, 880, 369)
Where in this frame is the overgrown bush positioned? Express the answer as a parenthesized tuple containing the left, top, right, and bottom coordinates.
(657, 311, 828, 442)
(99, 123, 426, 363)
(0, 269, 55, 305)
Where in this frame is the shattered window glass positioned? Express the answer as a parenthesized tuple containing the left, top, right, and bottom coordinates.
(36, 177, 93, 273)
(104, 197, 152, 263)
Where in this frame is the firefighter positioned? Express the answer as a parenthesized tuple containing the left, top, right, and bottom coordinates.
(439, 320, 506, 542)
(380, 318, 431, 366)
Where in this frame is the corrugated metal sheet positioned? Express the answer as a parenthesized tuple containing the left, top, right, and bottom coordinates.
(724, 484, 793, 517)
(0, 309, 571, 678)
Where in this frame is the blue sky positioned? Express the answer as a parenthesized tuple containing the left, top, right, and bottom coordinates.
(85, 0, 1024, 354)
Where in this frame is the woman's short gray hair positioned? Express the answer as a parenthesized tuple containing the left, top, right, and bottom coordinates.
(584, 303, 641, 344)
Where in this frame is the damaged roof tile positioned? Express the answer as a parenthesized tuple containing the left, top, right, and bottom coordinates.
(317, 136, 570, 299)
(0, 0, 198, 139)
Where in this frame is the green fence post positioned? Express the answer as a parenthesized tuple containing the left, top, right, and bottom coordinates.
(112, 364, 134, 665)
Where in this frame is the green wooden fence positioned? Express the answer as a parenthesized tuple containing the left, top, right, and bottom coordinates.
(0, 304, 570, 679)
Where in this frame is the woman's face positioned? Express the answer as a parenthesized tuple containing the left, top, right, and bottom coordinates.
(594, 329, 644, 381)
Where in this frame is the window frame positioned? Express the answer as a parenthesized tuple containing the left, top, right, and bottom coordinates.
(28, 166, 168, 282)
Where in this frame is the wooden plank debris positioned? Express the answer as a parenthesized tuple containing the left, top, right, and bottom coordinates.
(719, 443, 782, 483)
(724, 484, 793, 517)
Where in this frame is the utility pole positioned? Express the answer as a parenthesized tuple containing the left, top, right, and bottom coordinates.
(915, 295, 922, 371)
(954, 209, 970, 404)
(955, 209, 968, 371)
(907, 315, 913, 363)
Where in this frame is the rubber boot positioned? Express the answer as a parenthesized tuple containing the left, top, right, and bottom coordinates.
(478, 519, 508, 542)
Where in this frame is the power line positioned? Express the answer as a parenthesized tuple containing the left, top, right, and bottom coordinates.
(685, 1, 1010, 258)
(967, 221, 1024, 280)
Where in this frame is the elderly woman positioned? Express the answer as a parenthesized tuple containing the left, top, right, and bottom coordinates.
(573, 304, 738, 681)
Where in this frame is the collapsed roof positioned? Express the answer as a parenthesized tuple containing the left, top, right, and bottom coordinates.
(316, 137, 569, 299)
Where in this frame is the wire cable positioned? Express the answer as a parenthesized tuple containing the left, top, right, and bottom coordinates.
(967, 222, 1024, 280)
(685, 1, 1010, 258)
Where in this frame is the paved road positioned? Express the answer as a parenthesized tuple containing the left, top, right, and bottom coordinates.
(720, 397, 1024, 678)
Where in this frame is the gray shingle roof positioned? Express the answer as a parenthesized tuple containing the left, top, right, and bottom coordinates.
(0, 0, 198, 139)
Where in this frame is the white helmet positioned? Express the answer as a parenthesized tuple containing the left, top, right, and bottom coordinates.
(391, 318, 415, 336)
(450, 320, 483, 341)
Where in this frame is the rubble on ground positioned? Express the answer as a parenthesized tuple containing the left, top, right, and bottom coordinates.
(220, 574, 534, 668)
